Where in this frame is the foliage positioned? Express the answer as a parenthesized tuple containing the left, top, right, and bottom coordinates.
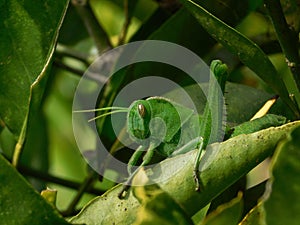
(1, 0, 300, 224)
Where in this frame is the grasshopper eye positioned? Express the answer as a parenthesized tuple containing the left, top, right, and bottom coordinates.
(138, 104, 146, 118)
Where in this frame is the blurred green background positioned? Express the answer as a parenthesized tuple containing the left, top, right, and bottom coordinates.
(1, 0, 298, 214)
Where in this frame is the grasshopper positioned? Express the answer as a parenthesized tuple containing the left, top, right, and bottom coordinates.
(76, 60, 228, 198)
(75, 59, 288, 198)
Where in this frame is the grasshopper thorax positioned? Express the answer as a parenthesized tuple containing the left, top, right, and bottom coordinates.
(127, 100, 152, 141)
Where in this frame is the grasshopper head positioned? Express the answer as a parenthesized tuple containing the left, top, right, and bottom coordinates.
(127, 100, 152, 141)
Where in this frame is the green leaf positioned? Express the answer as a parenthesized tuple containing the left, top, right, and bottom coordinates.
(133, 175, 194, 225)
(192, 206, 210, 225)
(130, 7, 173, 41)
(241, 124, 300, 225)
(0, 154, 70, 225)
(242, 181, 266, 219)
(20, 111, 49, 190)
(0, 0, 69, 140)
(70, 121, 300, 225)
(207, 177, 246, 216)
(224, 83, 273, 124)
(201, 193, 243, 225)
(147, 8, 215, 57)
(263, 125, 300, 225)
(178, 0, 298, 116)
(192, 0, 254, 25)
(58, 5, 89, 45)
(69, 185, 140, 225)
(149, 124, 299, 216)
(132, 0, 253, 44)
(0, 127, 15, 158)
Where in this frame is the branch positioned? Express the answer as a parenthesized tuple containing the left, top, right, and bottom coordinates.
(56, 43, 92, 65)
(53, 58, 86, 76)
(264, 0, 300, 96)
(19, 165, 104, 196)
(71, 0, 113, 53)
(62, 171, 98, 216)
(118, 0, 130, 45)
(53, 58, 107, 83)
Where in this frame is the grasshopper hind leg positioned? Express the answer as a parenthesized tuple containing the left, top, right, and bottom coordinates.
(170, 136, 204, 192)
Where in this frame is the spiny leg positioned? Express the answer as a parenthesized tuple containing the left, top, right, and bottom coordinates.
(170, 136, 204, 191)
(169, 137, 204, 191)
(193, 137, 204, 192)
(118, 143, 156, 199)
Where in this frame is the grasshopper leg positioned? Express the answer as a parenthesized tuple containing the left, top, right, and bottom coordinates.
(193, 137, 204, 192)
(118, 145, 145, 199)
(170, 137, 201, 156)
(170, 136, 204, 191)
(170, 137, 204, 191)
(118, 143, 156, 199)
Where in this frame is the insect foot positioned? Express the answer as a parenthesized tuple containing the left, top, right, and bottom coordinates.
(193, 169, 201, 192)
(118, 185, 130, 199)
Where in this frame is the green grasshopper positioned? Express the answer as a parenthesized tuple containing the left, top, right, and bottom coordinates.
(75, 59, 288, 199)
(77, 60, 228, 198)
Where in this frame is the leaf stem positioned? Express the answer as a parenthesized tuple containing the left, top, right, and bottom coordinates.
(71, 0, 113, 53)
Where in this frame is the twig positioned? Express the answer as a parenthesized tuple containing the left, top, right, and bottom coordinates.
(0, 118, 5, 129)
(264, 0, 300, 95)
(71, 0, 113, 53)
(19, 165, 104, 196)
(62, 171, 98, 216)
(54, 58, 86, 76)
(53, 58, 107, 83)
(56, 43, 92, 66)
(118, 0, 130, 45)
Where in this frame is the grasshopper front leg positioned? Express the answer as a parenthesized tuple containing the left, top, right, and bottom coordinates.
(118, 143, 156, 199)
(127, 145, 146, 175)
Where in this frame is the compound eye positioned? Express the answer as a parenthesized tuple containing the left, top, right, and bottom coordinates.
(138, 104, 146, 118)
